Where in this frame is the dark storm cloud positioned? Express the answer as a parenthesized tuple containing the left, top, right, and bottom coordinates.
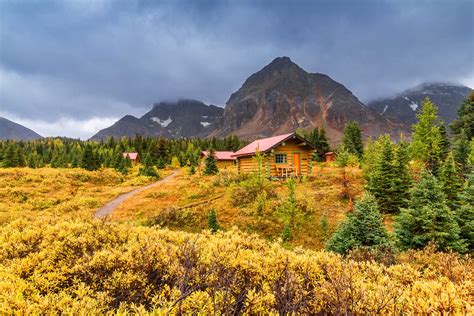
(0, 0, 473, 137)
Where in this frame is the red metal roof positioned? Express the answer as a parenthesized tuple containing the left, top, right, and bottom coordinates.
(201, 151, 236, 161)
(123, 152, 139, 160)
(232, 133, 296, 157)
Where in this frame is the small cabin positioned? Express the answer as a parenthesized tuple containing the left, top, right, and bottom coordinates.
(123, 152, 140, 165)
(201, 151, 236, 169)
(232, 132, 316, 177)
(324, 151, 337, 162)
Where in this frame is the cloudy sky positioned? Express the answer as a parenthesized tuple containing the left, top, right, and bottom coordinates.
(1, 0, 473, 139)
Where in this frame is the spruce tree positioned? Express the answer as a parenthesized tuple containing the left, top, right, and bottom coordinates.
(439, 152, 463, 210)
(326, 194, 389, 255)
(208, 209, 220, 233)
(365, 135, 398, 213)
(452, 134, 470, 176)
(341, 122, 364, 159)
(81, 144, 99, 171)
(203, 149, 218, 175)
(394, 170, 465, 252)
(457, 172, 474, 253)
(409, 97, 444, 173)
(139, 153, 159, 178)
(450, 91, 474, 140)
(391, 139, 411, 211)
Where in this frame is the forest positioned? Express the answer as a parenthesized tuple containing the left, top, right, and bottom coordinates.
(0, 94, 473, 314)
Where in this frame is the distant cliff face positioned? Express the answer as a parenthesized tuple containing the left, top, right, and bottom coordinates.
(0, 117, 42, 140)
(368, 83, 472, 125)
(90, 99, 224, 140)
(209, 57, 407, 141)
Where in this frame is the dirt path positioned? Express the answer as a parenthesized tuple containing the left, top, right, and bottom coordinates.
(94, 170, 180, 219)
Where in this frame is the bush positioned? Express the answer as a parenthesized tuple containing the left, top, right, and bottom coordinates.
(229, 177, 275, 206)
(0, 219, 471, 314)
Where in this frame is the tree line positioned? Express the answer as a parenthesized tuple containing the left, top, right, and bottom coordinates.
(0, 135, 247, 174)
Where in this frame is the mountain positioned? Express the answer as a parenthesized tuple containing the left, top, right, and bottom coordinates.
(0, 117, 42, 140)
(90, 99, 223, 140)
(209, 57, 407, 140)
(368, 83, 472, 125)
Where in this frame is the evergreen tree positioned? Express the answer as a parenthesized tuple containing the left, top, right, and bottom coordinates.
(203, 149, 218, 175)
(439, 152, 463, 210)
(457, 172, 474, 253)
(391, 139, 412, 211)
(307, 127, 330, 160)
(452, 134, 471, 176)
(326, 194, 389, 254)
(450, 91, 474, 140)
(409, 97, 444, 173)
(208, 209, 220, 233)
(365, 135, 397, 213)
(341, 122, 364, 158)
(278, 178, 301, 241)
(139, 153, 159, 178)
(394, 170, 465, 252)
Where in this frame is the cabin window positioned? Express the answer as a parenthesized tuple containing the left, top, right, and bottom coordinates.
(275, 153, 287, 164)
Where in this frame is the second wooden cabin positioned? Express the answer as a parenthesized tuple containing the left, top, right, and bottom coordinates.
(201, 151, 236, 169)
(232, 132, 316, 177)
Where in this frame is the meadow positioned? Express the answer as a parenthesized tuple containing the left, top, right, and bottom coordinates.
(0, 166, 472, 314)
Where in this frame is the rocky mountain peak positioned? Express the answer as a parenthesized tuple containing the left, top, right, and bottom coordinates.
(211, 57, 407, 140)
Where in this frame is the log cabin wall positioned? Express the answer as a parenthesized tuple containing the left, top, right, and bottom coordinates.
(216, 160, 236, 169)
(236, 138, 313, 176)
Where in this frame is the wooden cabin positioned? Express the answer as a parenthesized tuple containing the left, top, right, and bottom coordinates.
(232, 132, 316, 177)
(123, 152, 140, 165)
(201, 151, 236, 169)
(324, 151, 337, 162)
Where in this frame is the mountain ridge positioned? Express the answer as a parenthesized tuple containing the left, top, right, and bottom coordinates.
(368, 83, 472, 124)
(0, 117, 42, 141)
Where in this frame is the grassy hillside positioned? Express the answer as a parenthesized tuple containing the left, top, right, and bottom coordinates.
(111, 165, 363, 249)
(0, 167, 169, 224)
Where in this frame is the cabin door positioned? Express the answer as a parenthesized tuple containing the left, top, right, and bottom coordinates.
(293, 153, 301, 175)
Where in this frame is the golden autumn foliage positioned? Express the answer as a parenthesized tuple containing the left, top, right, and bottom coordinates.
(0, 219, 472, 314)
(0, 167, 472, 314)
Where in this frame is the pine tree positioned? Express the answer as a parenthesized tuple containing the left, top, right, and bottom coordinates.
(365, 135, 397, 213)
(341, 122, 364, 158)
(391, 139, 412, 211)
(409, 97, 444, 173)
(203, 149, 218, 175)
(394, 170, 466, 252)
(457, 172, 474, 253)
(139, 153, 159, 178)
(439, 152, 463, 210)
(326, 194, 389, 254)
(208, 209, 220, 233)
(452, 134, 471, 176)
(450, 91, 474, 140)
(81, 144, 99, 171)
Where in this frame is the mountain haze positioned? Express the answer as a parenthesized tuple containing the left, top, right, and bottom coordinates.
(0, 117, 42, 140)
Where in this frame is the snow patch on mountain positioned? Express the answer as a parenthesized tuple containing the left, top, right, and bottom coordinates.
(409, 101, 418, 111)
(151, 116, 172, 127)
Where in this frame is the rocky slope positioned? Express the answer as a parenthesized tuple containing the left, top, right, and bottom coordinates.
(0, 117, 42, 140)
(90, 99, 223, 140)
(368, 83, 472, 125)
(210, 57, 407, 140)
